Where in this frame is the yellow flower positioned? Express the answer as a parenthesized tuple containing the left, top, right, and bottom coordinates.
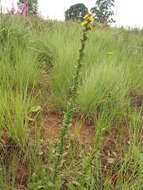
(81, 20, 88, 27)
(88, 15, 94, 23)
(88, 25, 93, 30)
(81, 12, 94, 30)
(83, 13, 94, 23)
(83, 14, 89, 20)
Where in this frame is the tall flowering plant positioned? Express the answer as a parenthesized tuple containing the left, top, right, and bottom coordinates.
(53, 12, 94, 182)
(28, 12, 94, 189)
(22, 0, 27, 16)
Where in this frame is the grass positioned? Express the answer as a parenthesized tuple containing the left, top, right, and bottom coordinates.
(1, 14, 143, 189)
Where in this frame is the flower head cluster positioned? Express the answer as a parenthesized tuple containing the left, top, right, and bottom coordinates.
(81, 12, 94, 30)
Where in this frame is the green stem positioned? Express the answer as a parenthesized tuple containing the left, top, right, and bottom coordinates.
(53, 28, 88, 182)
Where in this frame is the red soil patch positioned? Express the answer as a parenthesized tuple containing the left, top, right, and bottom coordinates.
(43, 113, 96, 146)
(43, 113, 130, 174)
(43, 113, 130, 185)
(0, 112, 130, 189)
(42, 113, 129, 157)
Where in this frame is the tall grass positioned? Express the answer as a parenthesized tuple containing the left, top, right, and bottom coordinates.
(1, 15, 143, 189)
(0, 15, 45, 188)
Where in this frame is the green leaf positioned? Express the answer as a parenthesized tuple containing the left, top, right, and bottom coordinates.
(30, 106, 42, 113)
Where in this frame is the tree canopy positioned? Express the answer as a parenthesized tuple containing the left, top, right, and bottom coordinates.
(91, 0, 115, 24)
(65, 3, 88, 22)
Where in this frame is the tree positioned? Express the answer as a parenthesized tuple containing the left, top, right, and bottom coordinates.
(18, 0, 38, 15)
(91, 0, 115, 24)
(65, 3, 88, 22)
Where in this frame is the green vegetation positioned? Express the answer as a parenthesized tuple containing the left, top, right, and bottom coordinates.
(91, 0, 115, 24)
(65, 3, 88, 22)
(1, 14, 143, 189)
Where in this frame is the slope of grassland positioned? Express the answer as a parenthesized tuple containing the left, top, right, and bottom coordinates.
(1, 15, 143, 189)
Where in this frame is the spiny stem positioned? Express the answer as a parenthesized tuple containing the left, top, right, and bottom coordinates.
(53, 28, 88, 182)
